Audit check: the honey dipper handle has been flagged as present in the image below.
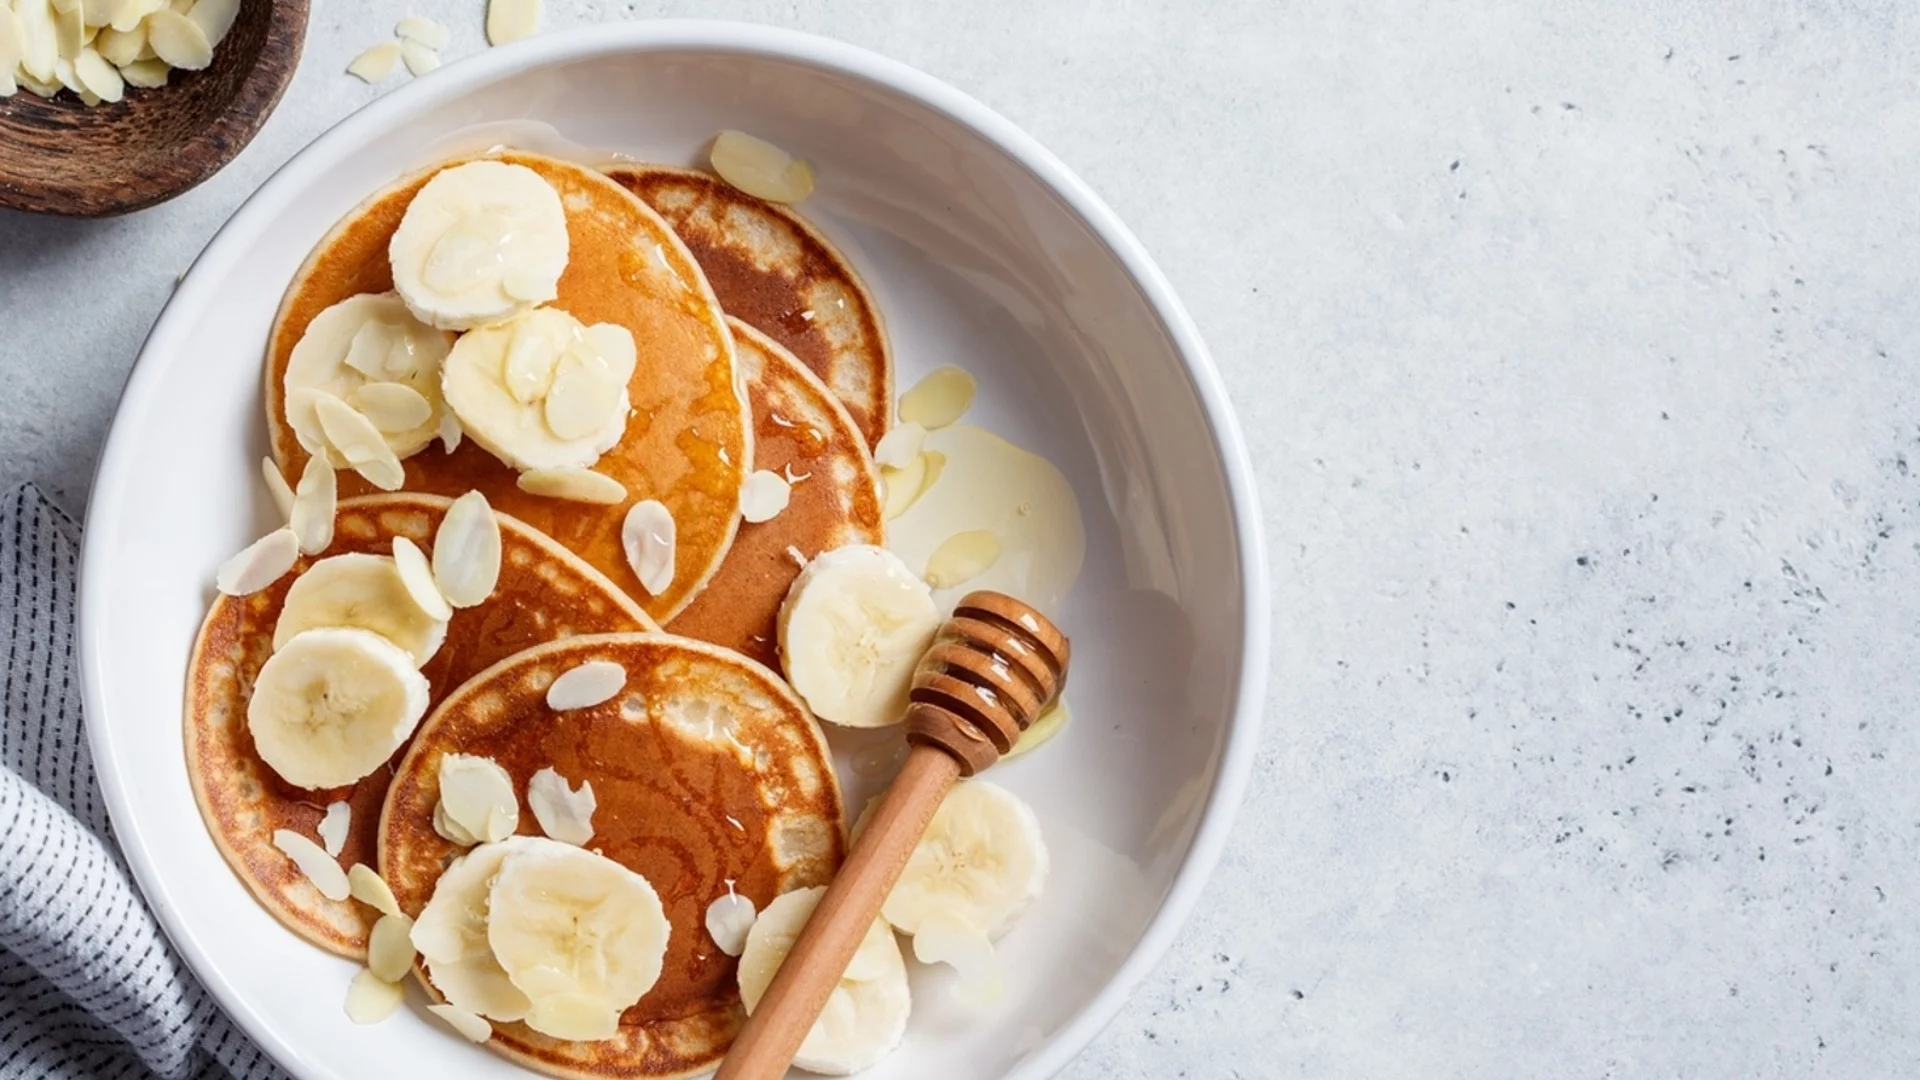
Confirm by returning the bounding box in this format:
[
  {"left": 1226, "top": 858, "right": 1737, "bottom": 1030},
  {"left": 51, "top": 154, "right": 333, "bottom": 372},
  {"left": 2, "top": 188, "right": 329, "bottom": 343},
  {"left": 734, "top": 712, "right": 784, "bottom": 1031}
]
[{"left": 717, "top": 746, "right": 962, "bottom": 1080}]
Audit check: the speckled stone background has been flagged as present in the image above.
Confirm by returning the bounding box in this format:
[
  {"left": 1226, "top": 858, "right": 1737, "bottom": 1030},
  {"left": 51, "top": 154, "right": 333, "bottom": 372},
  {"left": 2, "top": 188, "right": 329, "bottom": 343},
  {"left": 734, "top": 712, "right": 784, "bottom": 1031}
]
[{"left": 5, "top": 1, "right": 1917, "bottom": 1076}]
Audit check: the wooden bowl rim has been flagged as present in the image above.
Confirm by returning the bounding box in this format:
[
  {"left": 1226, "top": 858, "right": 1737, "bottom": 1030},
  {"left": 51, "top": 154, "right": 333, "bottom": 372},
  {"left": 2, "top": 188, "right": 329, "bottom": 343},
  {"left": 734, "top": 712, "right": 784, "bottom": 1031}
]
[{"left": 0, "top": 0, "right": 312, "bottom": 218}]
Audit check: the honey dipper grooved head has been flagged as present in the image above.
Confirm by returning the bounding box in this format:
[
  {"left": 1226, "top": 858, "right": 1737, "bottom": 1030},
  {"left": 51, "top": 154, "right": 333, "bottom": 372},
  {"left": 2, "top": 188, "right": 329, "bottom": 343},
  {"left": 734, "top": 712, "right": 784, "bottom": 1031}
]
[{"left": 904, "top": 592, "right": 1070, "bottom": 775}]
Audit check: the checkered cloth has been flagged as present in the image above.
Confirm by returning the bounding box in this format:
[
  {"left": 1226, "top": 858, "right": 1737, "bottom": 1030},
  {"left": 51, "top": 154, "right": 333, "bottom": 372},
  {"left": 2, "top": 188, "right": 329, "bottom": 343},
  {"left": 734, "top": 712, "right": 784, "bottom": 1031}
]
[{"left": 0, "top": 485, "right": 287, "bottom": 1080}]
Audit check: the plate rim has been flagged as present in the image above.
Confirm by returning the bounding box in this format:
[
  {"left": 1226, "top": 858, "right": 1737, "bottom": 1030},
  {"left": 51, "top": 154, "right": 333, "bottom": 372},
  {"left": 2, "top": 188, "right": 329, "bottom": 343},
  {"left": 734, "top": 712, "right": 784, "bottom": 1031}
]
[{"left": 78, "top": 19, "right": 1270, "bottom": 1079}]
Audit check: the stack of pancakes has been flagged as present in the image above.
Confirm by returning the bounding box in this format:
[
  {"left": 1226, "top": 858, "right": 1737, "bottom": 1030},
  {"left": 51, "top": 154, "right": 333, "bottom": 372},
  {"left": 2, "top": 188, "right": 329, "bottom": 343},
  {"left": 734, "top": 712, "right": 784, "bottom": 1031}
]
[{"left": 188, "top": 150, "right": 897, "bottom": 1078}]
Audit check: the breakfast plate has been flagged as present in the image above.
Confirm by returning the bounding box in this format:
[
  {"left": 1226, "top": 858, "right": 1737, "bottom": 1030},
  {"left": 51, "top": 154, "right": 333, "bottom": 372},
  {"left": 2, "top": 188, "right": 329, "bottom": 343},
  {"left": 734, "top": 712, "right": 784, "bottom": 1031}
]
[{"left": 79, "top": 21, "right": 1267, "bottom": 1080}]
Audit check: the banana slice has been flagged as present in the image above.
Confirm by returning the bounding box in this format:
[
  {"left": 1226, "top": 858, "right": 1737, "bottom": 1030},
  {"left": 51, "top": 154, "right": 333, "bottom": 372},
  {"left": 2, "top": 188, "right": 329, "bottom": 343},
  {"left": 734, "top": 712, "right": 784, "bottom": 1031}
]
[
  {"left": 738, "top": 886, "right": 910, "bottom": 1075},
  {"left": 283, "top": 292, "right": 451, "bottom": 466},
  {"left": 247, "top": 627, "right": 431, "bottom": 790},
  {"left": 411, "top": 838, "right": 536, "bottom": 1022},
  {"left": 441, "top": 307, "right": 637, "bottom": 472},
  {"left": 272, "top": 553, "right": 448, "bottom": 666},
  {"left": 881, "top": 780, "right": 1048, "bottom": 941},
  {"left": 777, "top": 544, "right": 939, "bottom": 728},
  {"left": 389, "top": 160, "right": 570, "bottom": 331},
  {"left": 486, "top": 837, "right": 671, "bottom": 1042}
]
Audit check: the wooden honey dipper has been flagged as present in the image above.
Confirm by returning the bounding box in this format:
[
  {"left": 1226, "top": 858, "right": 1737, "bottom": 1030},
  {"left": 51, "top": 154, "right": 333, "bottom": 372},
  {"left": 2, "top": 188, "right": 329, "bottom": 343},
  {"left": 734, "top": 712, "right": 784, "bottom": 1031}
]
[{"left": 716, "top": 590, "right": 1070, "bottom": 1080}]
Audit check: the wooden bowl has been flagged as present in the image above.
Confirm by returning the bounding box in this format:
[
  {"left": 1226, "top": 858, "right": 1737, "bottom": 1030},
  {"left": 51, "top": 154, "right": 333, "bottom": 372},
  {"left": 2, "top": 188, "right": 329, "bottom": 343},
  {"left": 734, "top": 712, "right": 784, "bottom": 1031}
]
[{"left": 0, "top": 0, "right": 310, "bottom": 217}]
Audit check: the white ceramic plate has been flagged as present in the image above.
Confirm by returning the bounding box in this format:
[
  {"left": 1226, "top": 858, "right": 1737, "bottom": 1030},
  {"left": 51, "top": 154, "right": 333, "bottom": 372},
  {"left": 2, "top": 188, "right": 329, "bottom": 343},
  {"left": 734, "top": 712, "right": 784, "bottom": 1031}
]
[{"left": 79, "top": 21, "right": 1267, "bottom": 1080}]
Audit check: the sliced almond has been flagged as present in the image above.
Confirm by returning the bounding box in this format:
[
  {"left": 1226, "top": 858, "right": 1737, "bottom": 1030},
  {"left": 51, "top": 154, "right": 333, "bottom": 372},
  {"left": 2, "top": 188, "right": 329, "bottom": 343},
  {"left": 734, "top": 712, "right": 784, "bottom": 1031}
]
[
  {"left": 117, "top": 57, "right": 167, "bottom": 87},
  {"left": 923, "top": 529, "right": 1000, "bottom": 590},
  {"left": 317, "top": 800, "right": 351, "bottom": 857},
  {"left": 704, "top": 890, "right": 755, "bottom": 957},
  {"left": 395, "top": 15, "right": 449, "bottom": 48},
  {"left": 215, "top": 528, "right": 299, "bottom": 596},
  {"left": 184, "top": 0, "right": 235, "bottom": 46},
  {"left": 0, "top": 12, "right": 22, "bottom": 96},
  {"left": 143, "top": 9, "right": 208, "bottom": 69},
  {"left": 272, "top": 829, "right": 348, "bottom": 900},
  {"left": 344, "top": 968, "right": 405, "bottom": 1025},
  {"left": 348, "top": 381, "right": 432, "bottom": 433},
  {"left": 710, "top": 129, "right": 815, "bottom": 204},
  {"left": 433, "top": 801, "right": 479, "bottom": 847},
  {"left": 399, "top": 38, "right": 438, "bottom": 75},
  {"left": 51, "top": 0, "right": 81, "bottom": 59},
  {"left": 526, "top": 766, "right": 595, "bottom": 845},
  {"left": 367, "top": 912, "right": 417, "bottom": 982},
  {"left": 739, "top": 470, "right": 791, "bottom": 524},
  {"left": 897, "top": 366, "right": 976, "bottom": 429},
  {"left": 540, "top": 359, "right": 620, "bottom": 440},
  {"left": 93, "top": 22, "right": 142, "bottom": 66},
  {"left": 438, "top": 753, "right": 518, "bottom": 843},
  {"left": 260, "top": 456, "right": 295, "bottom": 520},
  {"left": 314, "top": 396, "right": 406, "bottom": 491},
  {"left": 51, "top": 56, "right": 82, "bottom": 92},
  {"left": 485, "top": 0, "right": 539, "bottom": 45},
  {"left": 620, "top": 500, "right": 674, "bottom": 596},
  {"left": 289, "top": 454, "right": 336, "bottom": 556},
  {"left": 427, "top": 1003, "right": 492, "bottom": 1043},
  {"left": 346, "top": 41, "right": 399, "bottom": 83},
  {"left": 545, "top": 660, "right": 626, "bottom": 712},
  {"left": 431, "top": 491, "right": 501, "bottom": 607},
  {"left": 392, "top": 536, "right": 453, "bottom": 621},
  {"left": 72, "top": 43, "right": 120, "bottom": 99},
  {"left": 437, "top": 411, "right": 463, "bottom": 453},
  {"left": 516, "top": 467, "right": 627, "bottom": 505},
  {"left": 16, "top": 0, "right": 57, "bottom": 82},
  {"left": 348, "top": 863, "right": 402, "bottom": 917}
]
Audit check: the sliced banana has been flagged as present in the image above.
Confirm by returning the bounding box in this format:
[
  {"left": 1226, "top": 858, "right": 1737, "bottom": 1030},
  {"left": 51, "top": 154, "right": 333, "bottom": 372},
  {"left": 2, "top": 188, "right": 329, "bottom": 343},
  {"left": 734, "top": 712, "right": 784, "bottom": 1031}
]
[
  {"left": 486, "top": 837, "right": 670, "bottom": 1041},
  {"left": 283, "top": 292, "right": 451, "bottom": 465},
  {"left": 777, "top": 545, "right": 939, "bottom": 728},
  {"left": 882, "top": 780, "right": 1048, "bottom": 941},
  {"left": 247, "top": 628, "right": 431, "bottom": 790},
  {"left": 441, "top": 307, "right": 637, "bottom": 472},
  {"left": 272, "top": 553, "right": 448, "bottom": 666},
  {"left": 412, "top": 838, "right": 535, "bottom": 1022},
  {"left": 389, "top": 160, "right": 569, "bottom": 331},
  {"left": 738, "top": 886, "right": 910, "bottom": 1075}
]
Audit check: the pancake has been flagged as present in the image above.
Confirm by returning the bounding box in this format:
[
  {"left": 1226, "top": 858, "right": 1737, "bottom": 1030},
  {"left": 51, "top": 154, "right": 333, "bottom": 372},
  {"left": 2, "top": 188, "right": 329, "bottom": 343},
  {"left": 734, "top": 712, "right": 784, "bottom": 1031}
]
[
  {"left": 266, "top": 151, "right": 749, "bottom": 623},
  {"left": 185, "top": 494, "right": 655, "bottom": 958},
  {"left": 379, "top": 633, "right": 844, "bottom": 1080},
  {"left": 666, "top": 319, "right": 884, "bottom": 668},
  {"left": 607, "top": 165, "right": 893, "bottom": 449}
]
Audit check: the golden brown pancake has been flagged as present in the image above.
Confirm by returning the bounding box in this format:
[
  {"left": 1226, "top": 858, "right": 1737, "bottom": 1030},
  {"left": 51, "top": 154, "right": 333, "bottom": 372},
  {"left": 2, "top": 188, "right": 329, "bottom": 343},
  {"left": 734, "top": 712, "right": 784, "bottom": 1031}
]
[
  {"left": 667, "top": 318, "right": 884, "bottom": 668},
  {"left": 607, "top": 165, "right": 893, "bottom": 449},
  {"left": 185, "top": 494, "right": 654, "bottom": 958},
  {"left": 265, "top": 151, "right": 749, "bottom": 623},
  {"left": 379, "top": 633, "right": 844, "bottom": 1080}
]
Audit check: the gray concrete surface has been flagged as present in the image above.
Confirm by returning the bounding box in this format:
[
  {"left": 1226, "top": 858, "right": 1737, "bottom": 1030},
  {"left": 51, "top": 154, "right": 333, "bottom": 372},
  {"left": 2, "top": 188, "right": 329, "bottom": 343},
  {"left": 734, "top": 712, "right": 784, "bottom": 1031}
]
[{"left": 6, "top": 1, "right": 1919, "bottom": 1076}]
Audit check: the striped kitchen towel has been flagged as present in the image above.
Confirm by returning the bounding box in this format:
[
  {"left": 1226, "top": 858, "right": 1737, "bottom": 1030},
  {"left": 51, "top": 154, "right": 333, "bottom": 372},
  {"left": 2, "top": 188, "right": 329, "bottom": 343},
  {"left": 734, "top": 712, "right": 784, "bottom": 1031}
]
[{"left": 0, "top": 485, "right": 288, "bottom": 1080}]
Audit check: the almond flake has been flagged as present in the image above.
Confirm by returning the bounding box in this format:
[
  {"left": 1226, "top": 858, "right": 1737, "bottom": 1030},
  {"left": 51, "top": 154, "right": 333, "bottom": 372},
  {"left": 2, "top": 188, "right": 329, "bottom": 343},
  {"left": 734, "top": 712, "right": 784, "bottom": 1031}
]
[
  {"left": 545, "top": 660, "right": 626, "bottom": 712},
  {"left": 117, "top": 57, "right": 167, "bottom": 88},
  {"left": 709, "top": 130, "right": 816, "bottom": 204},
  {"left": 215, "top": 528, "right": 299, "bottom": 596},
  {"left": 94, "top": 23, "right": 143, "bottom": 66},
  {"left": 739, "top": 470, "right": 791, "bottom": 524},
  {"left": 872, "top": 421, "right": 925, "bottom": 468},
  {"left": 431, "top": 491, "right": 501, "bottom": 607},
  {"left": 348, "top": 381, "right": 432, "bottom": 433},
  {"left": 427, "top": 1003, "right": 492, "bottom": 1043},
  {"left": 314, "top": 395, "right": 406, "bottom": 490},
  {"left": 184, "top": 0, "right": 234, "bottom": 46},
  {"left": 367, "top": 912, "right": 417, "bottom": 982},
  {"left": 516, "top": 468, "right": 627, "bottom": 505},
  {"left": 399, "top": 38, "right": 437, "bottom": 75},
  {"left": 433, "top": 801, "right": 478, "bottom": 847},
  {"left": 620, "top": 500, "right": 675, "bottom": 596},
  {"left": 391, "top": 536, "right": 453, "bottom": 621},
  {"left": 526, "top": 767, "right": 595, "bottom": 845},
  {"left": 541, "top": 359, "right": 620, "bottom": 440},
  {"left": 272, "top": 829, "right": 348, "bottom": 900},
  {"left": 704, "top": 889, "right": 755, "bottom": 957},
  {"left": 395, "top": 15, "right": 448, "bottom": 48},
  {"left": 438, "top": 753, "right": 517, "bottom": 843},
  {"left": 143, "top": 9, "right": 207, "bottom": 69},
  {"left": 437, "top": 411, "right": 463, "bottom": 453},
  {"left": 784, "top": 544, "right": 808, "bottom": 569},
  {"left": 317, "top": 800, "right": 351, "bottom": 857},
  {"left": 348, "top": 863, "right": 402, "bottom": 917},
  {"left": 485, "top": 0, "right": 539, "bottom": 45},
  {"left": 52, "top": 0, "right": 80, "bottom": 59},
  {"left": 344, "top": 968, "right": 404, "bottom": 1024},
  {"left": 73, "top": 45, "right": 120, "bottom": 99},
  {"left": 260, "top": 457, "right": 294, "bottom": 520},
  {"left": 346, "top": 41, "right": 399, "bottom": 83},
  {"left": 289, "top": 454, "right": 336, "bottom": 555}
]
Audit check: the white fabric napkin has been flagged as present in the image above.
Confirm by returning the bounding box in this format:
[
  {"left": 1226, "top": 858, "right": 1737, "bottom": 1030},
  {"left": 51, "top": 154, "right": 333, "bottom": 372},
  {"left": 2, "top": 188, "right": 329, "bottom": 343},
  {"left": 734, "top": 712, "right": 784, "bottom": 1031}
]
[{"left": 0, "top": 485, "right": 288, "bottom": 1080}]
